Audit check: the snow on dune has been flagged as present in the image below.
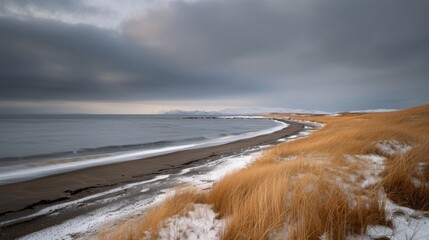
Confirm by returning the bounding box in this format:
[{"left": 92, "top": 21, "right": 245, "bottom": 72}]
[
  {"left": 345, "top": 141, "right": 429, "bottom": 240},
  {"left": 375, "top": 140, "right": 412, "bottom": 155},
  {"left": 145, "top": 138, "right": 426, "bottom": 240},
  {"left": 353, "top": 199, "right": 429, "bottom": 240},
  {"left": 145, "top": 204, "right": 224, "bottom": 240},
  {"left": 177, "top": 149, "right": 262, "bottom": 190}
]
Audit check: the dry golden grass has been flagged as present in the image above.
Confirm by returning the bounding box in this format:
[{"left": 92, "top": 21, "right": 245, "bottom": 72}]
[
  {"left": 381, "top": 139, "right": 429, "bottom": 210},
  {"left": 206, "top": 157, "right": 388, "bottom": 240},
  {"left": 101, "top": 104, "right": 429, "bottom": 240},
  {"left": 99, "top": 189, "right": 205, "bottom": 240},
  {"left": 268, "top": 105, "right": 429, "bottom": 210}
]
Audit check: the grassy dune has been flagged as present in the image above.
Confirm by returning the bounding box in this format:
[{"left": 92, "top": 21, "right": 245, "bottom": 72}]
[{"left": 102, "top": 104, "right": 429, "bottom": 240}]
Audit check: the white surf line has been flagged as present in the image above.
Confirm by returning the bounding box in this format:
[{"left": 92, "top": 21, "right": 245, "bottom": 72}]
[
  {"left": 193, "top": 120, "right": 288, "bottom": 148},
  {"left": 0, "top": 146, "right": 193, "bottom": 185},
  {"left": 0, "top": 174, "right": 170, "bottom": 227},
  {"left": 0, "top": 120, "right": 288, "bottom": 185},
  {"left": 277, "top": 119, "right": 320, "bottom": 143}
]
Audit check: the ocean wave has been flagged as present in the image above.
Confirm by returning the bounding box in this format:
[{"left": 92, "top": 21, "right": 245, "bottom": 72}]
[{"left": 0, "top": 136, "right": 211, "bottom": 161}]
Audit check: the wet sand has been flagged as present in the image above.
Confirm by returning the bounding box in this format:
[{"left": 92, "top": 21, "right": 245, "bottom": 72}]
[{"left": 0, "top": 120, "right": 304, "bottom": 238}]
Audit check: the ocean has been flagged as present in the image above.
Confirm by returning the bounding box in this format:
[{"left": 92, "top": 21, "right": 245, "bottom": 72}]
[{"left": 0, "top": 114, "right": 285, "bottom": 184}]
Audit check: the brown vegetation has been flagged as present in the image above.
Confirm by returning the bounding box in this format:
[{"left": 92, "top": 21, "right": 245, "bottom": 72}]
[
  {"left": 99, "top": 190, "right": 205, "bottom": 240},
  {"left": 101, "top": 104, "right": 429, "bottom": 240}
]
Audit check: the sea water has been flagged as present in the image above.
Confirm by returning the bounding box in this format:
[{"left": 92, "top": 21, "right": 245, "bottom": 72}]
[{"left": 0, "top": 114, "right": 285, "bottom": 184}]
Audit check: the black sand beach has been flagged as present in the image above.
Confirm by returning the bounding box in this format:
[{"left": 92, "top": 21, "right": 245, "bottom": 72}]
[{"left": 0, "top": 120, "right": 304, "bottom": 239}]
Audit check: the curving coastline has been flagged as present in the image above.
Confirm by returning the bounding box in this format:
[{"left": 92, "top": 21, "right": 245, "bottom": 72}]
[
  {"left": 0, "top": 118, "right": 287, "bottom": 185},
  {"left": 0, "top": 119, "right": 304, "bottom": 239}
]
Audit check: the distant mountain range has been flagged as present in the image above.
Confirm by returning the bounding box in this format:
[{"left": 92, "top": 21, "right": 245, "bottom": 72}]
[
  {"left": 162, "top": 107, "right": 400, "bottom": 115},
  {"left": 347, "top": 109, "right": 399, "bottom": 113},
  {"left": 161, "top": 107, "right": 331, "bottom": 115}
]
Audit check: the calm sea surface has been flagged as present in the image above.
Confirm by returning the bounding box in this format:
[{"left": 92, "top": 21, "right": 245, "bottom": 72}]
[
  {"left": 0, "top": 114, "right": 280, "bottom": 159},
  {"left": 0, "top": 114, "right": 284, "bottom": 184}
]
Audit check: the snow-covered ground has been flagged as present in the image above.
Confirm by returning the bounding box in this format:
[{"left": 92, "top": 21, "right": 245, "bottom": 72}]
[
  {"left": 145, "top": 204, "right": 225, "bottom": 240},
  {"left": 346, "top": 141, "right": 429, "bottom": 240},
  {"left": 363, "top": 199, "right": 429, "bottom": 240},
  {"left": 375, "top": 140, "right": 412, "bottom": 155}
]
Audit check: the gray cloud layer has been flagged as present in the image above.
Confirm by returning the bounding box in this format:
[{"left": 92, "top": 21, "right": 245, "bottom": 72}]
[
  {"left": 0, "top": 0, "right": 94, "bottom": 13},
  {"left": 0, "top": 16, "right": 261, "bottom": 101},
  {"left": 125, "top": 0, "right": 429, "bottom": 110},
  {"left": 1, "top": 0, "right": 428, "bottom": 112}
]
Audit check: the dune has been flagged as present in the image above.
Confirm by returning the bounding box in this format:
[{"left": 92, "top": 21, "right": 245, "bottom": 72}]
[{"left": 103, "top": 104, "right": 429, "bottom": 240}]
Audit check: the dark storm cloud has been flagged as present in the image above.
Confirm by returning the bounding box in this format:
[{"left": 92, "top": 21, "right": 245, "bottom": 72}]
[
  {"left": 126, "top": 0, "right": 429, "bottom": 67},
  {"left": 124, "top": 0, "right": 429, "bottom": 110},
  {"left": 0, "top": 16, "right": 261, "bottom": 101},
  {"left": 1, "top": 0, "right": 429, "bottom": 112}
]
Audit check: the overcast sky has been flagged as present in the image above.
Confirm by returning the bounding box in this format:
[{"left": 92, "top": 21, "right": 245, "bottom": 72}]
[{"left": 0, "top": 0, "right": 428, "bottom": 113}]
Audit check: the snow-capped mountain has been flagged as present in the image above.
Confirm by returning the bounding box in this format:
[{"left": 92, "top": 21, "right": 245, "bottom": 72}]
[{"left": 162, "top": 107, "right": 331, "bottom": 115}]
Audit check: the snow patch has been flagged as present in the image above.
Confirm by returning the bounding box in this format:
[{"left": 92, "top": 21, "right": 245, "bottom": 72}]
[
  {"left": 269, "top": 222, "right": 289, "bottom": 240},
  {"left": 178, "top": 151, "right": 261, "bottom": 190},
  {"left": 145, "top": 204, "right": 224, "bottom": 240},
  {"left": 351, "top": 154, "right": 386, "bottom": 188},
  {"left": 356, "top": 154, "right": 386, "bottom": 166},
  {"left": 350, "top": 197, "right": 429, "bottom": 240},
  {"left": 377, "top": 199, "right": 429, "bottom": 240},
  {"left": 375, "top": 140, "right": 412, "bottom": 156},
  {"left": 279, "top": 156, "right": 297, "bottom": 162},
  {"left": 410, "top": 177, "right": 429, "bottom": 188},
  {"left": 360, "top": 175, "right": 381, "bottom": 189},
  {"left": 1, "top": 174, "right": 170, "bottom": 227},
  {"left": 416, "top": 163, "right": 427, "bottom": 176}
]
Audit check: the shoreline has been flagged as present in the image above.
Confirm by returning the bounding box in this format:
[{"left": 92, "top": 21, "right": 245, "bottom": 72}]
[
  {"left": 0, "top": 119, "right": 287, "bottom": 185},
  {"left": 0, "top": 119, "right": 304, "bottom": 239}
]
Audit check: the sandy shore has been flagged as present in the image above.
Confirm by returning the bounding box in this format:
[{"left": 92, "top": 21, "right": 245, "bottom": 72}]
[{"left": 0, "top": 119, "right": 304, "bottom": 238}]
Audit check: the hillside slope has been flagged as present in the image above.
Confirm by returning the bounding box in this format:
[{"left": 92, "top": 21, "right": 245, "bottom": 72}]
[{"left": 103, "top": 104, "right": 429, "bottom": 240}]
